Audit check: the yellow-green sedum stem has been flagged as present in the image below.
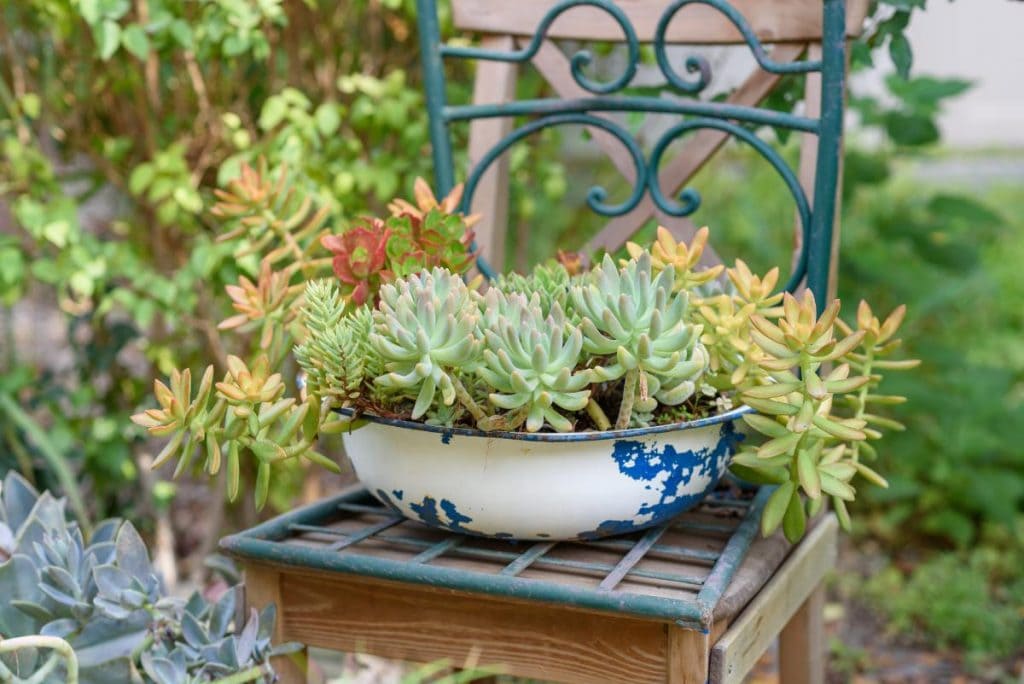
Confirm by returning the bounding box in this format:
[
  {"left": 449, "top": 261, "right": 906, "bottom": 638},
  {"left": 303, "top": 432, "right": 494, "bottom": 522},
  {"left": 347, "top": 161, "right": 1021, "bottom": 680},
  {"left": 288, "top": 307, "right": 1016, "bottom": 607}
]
[
  {"left": 615, "top": 369, "right": 639, "bottom": 430},
  {"left": 585, "top": 398, "right": 611, "bottom": 430},
  {"left": 451, "top": 374, "right": 487, "bottom": 424}
]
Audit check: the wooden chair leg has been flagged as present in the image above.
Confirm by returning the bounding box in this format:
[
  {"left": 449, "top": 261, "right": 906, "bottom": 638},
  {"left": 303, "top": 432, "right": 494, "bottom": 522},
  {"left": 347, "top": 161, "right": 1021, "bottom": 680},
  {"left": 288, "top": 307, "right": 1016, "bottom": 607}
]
[
  {"left": 667, "top": 626, "right": 710, "bottom": 684},
  {"left": 778, "top": 583, "right": 826, "bottom": 684},
  {"left": 245, "top": 564, "right": 309, "bottom": 684}
]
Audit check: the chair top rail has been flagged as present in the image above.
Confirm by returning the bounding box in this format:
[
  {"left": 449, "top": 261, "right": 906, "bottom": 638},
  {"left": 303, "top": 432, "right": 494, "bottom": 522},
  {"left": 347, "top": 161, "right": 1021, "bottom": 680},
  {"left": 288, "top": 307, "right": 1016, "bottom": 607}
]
[{"left": 452, "top": 0, "right": 869, "bottom": 44}]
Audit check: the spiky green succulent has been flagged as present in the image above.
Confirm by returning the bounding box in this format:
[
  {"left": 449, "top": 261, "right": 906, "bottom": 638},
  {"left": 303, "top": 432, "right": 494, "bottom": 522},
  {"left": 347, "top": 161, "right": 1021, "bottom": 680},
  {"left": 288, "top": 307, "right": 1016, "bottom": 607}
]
[
  {"left": 296, "top": 279, "right": 382, "bottom": 405},
  {"left": 569, "top": 253, "right": 708, "bottom": 428},
  {"left": 371, "top": 268, "right": 482, "bottom": 419},
  {"left": 477, "top": 290, "right": 591, "bottom": 432}
]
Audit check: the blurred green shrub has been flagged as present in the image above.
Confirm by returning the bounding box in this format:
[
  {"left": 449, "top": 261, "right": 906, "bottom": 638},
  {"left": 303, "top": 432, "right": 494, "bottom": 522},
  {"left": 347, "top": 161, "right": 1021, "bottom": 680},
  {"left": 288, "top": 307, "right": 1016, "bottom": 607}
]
[
  {"left": 0, "top": 0, "right": 563, "bottom": 522},
  {"left": 863, "top": 535, "right": 1024, "bottom": 663}
]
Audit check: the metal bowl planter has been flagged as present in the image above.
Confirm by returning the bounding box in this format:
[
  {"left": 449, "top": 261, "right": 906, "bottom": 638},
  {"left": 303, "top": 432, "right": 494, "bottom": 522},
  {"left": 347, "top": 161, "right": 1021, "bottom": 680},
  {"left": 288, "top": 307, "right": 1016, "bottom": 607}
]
[{"left": 338, "top": 406, "right": 751, "bottom": 541}]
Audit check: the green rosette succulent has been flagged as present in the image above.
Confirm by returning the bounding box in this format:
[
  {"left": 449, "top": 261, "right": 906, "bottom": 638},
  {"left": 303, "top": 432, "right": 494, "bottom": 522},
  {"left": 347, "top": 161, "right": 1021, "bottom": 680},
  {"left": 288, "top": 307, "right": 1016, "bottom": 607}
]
[
  {"left": 477, "top": 290, "right": 591, "bottom": 433},
  {"left": 493, "top": 260, "right": 572, "bottom": 317},
  {"left": 371, "top": 268, "right": 484, "bottom": 420},
  {"left": 569, "top": 253, "right": 708, "bottom": 428}
]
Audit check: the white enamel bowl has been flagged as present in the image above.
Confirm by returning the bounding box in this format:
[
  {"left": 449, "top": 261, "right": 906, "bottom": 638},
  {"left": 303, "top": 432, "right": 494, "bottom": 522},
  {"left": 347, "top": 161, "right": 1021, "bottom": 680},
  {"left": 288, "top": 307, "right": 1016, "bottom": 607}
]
[{"left": 340, "top": 407, "right": 749, "bottom": 541}]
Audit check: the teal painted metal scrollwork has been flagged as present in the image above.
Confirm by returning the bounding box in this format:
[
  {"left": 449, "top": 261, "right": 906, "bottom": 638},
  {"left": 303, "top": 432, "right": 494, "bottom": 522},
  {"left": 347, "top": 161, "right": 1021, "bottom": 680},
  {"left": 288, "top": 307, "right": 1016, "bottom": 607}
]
[{"left": 415, "top": 0, "right": 848, "bottom": 311}]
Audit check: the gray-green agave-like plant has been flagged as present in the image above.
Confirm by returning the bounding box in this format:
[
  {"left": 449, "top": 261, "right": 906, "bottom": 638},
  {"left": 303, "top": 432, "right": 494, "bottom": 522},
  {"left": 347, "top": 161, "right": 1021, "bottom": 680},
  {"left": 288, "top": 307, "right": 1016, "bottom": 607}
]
[
  {"left": 569, "top": 253, "right": 708, "bottom": 429},
  {"left": 0, "top": 472, "right": 284, "bottom": 684},
  {"left": 477, "top": 290, "right": 591, "bottom": 433},
  {"left": 371, "top": 267, "right": 485, "bottom": 421}
]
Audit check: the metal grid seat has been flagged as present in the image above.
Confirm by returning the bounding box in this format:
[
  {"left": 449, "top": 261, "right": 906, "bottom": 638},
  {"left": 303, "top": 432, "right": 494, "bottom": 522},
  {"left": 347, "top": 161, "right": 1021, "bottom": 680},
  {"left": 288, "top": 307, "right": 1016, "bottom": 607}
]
[{"left": 222, "top": 485, "right": 770, "bottom": 630}]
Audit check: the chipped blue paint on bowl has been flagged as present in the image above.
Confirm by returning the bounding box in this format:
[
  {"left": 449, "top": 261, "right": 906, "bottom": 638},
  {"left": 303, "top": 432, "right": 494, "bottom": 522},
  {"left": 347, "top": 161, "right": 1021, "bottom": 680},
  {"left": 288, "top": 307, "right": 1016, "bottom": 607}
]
[{"left": 339, "top": 406, "right": 751, "bottom": 541}]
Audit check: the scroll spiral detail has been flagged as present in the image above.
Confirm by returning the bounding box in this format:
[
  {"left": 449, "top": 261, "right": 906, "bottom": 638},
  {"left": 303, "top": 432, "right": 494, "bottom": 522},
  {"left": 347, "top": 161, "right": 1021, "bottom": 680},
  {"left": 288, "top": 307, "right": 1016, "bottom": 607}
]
[{"left": 440, "top": 0, "right": 640, "bottom": 95}]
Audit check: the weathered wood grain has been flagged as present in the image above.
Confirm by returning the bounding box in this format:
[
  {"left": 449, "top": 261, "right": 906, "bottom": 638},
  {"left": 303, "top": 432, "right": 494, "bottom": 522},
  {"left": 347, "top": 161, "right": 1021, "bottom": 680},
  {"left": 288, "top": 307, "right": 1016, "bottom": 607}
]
[
  {"left": 245, "top": 564, "right": 310, "bottom": 684},
  {"left": 779, "top": 583, "right": 826, "bottom": 684},
  {"left": 708, "top": 515, "right": 838, "bottom": 683},
  {"left": 274, "top": 567, "right": 672, "bottom": 683}
]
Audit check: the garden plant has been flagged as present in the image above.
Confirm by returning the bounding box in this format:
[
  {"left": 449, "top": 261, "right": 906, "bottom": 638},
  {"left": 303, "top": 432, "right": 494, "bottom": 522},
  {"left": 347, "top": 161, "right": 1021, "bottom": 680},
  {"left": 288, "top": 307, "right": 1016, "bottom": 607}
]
[{"left": 0, "top": 471, "right": 289, "bottom": 683}]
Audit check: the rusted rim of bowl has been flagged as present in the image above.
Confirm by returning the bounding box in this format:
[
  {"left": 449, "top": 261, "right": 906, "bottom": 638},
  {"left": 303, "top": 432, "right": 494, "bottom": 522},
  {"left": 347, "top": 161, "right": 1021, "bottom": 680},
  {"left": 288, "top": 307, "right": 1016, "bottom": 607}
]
[{"left": 334, "top": 404, "right": 752, "bottom": 443}]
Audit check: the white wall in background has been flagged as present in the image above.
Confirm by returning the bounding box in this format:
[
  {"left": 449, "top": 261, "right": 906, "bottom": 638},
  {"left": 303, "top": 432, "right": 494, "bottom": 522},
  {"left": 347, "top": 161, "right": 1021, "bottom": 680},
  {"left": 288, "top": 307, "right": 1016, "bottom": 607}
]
[{"left": 854, "top": 0, "right": 1024, "bottom": 149}]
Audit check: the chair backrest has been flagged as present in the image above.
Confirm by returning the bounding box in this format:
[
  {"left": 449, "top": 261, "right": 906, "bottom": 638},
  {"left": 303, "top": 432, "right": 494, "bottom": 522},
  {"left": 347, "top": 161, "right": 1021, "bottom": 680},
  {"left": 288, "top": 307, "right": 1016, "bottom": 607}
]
[{"left": 415, "top": 0, "right": 868, "bottom": 311}]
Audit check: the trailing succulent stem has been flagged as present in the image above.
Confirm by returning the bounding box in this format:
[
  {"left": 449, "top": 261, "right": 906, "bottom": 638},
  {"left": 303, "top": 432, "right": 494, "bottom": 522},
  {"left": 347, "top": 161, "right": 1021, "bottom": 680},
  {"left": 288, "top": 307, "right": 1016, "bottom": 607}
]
[{"left": 730, "top": 291, "right": 917, "bottom": 541}]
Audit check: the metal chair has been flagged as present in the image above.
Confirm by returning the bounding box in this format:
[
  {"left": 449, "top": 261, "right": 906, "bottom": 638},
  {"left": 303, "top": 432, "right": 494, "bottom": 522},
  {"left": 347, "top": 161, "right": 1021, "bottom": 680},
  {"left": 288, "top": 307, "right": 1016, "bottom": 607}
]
[{"left": 419, "top": 0, "right": 867, "bottom": 309}]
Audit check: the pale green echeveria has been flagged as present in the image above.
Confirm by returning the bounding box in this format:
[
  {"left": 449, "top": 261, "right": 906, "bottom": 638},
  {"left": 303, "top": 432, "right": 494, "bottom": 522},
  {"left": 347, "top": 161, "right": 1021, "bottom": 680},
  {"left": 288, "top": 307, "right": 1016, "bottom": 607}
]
[
  {"left": 570, "top": 252, "right": 708, "bottom": 405},
  {"left": 371, "top": 267, "right": 481, "bottom": 419},
  {"left": 492, "top": 260, "right": 572, "bottom": 317},
  {"left": 478, "top": 289, "right": 591, "bottom": 432}
]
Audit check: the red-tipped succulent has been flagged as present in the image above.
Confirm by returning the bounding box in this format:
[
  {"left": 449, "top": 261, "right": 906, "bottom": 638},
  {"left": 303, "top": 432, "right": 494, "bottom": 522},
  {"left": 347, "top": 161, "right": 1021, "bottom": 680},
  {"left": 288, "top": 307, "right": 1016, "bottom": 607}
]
[{"left": 321, "top": 220, "right": 390, "bottom": 305}]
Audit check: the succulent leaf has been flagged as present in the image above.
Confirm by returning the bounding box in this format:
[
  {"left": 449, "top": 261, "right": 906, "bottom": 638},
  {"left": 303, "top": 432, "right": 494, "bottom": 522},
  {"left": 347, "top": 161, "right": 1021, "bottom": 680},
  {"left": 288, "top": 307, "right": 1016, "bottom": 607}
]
[
  {"left": 371, "top": 268, "right": 481, "bottom": 419},
  {"left": 569, "top": 253, "right": 708, "bottom": 426},
  {"left": 477, "top": 291, "right": 591, "bottom": 433}
]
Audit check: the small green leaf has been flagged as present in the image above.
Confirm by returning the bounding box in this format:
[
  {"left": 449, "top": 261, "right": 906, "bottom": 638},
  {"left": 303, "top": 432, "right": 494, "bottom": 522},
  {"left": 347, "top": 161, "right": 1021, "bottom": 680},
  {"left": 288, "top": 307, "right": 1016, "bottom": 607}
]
[
  {"left": 95, "top": 20, "right": 121, "bottom": 60},
  {"left": 742, "top": 397, "right": 799, "bottom": 416},
  {"left": 259, "top": 97, "right": 287, "bottom": 131},
  {"left": 169, "top": 19, "right": 193, "bottom": 49},
  {"left": 255, "top": 462, "right": 270, "bottom": 510},
  {"left": 854, "top": 461, "right": 889, "bottom": 488},
  {"left": 121, "top": 24, "right": 149, "bottom": 60},
  {"left": 884, "top": 111, "right": 939, "bottom": 147},
  {"left": 251, "top": 439, "right": 287, "bottom": 463},
  {"left": 806, "top": 495, "right": 823, "bottom": 518},
  {"left": 729, "top": 463, "right": 789, "bottom": 486},
  {"left": 820, "top": 472, "right": 856, "bottom": 501},
  {"left": 762, "top": 482, "right": 795, "bottom": 537},
  {"left": 79, "top": 0, "right": 102, "bottom": 24},
  {"left": 782, "top": 489, "right": 806, "bottom": 543},
  {"left": 741, "top": 413, "right": 789, "bottom": 438},
  {"left": 833, "top": 497, "right": 851, "bottom": 531},
  {"left": 129, "top": 164, "right": 155, "bottom": 195},
  {"left": 811, "top": 414, "right": 866, "bottom": 441},
  {"left": 173, "top": 186, "right": 203, "bottom": 213},
  {"left": 797, "top": 448, "right": 821, "bottom": 499},
  {"left": 227, "top": 442, "right": 240, "bottom": 501},
  {"left": 757, "top": 432, "right": 801, "bottom": 460},
  {"left": 18, "top": 94, "right": 41, "bottom": 119},
  {"left": 889, "top": 33, "right": 912, "bottom": 79},
  {"left": 314, "top": 103, "right": 341, "bottom": 136},
  {"left": 302, "top": 450, "right": 341, "bottom": 473}
]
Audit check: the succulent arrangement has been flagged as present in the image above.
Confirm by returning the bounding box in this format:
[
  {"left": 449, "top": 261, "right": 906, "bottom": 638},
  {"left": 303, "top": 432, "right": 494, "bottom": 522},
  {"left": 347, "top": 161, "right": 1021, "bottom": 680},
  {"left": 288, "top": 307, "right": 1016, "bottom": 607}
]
[
  {"left": 0, "top": 472, "right": 288, "bottom": 684},
  {"left": 134, "top": 168, "right": 917, "bottom": 541}
]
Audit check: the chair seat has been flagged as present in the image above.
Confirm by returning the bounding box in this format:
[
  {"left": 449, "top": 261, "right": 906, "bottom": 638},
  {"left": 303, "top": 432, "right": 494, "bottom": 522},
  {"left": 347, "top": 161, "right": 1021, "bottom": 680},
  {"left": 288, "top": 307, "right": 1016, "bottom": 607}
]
[
  {"left": 225, "top": 485, "right": 837, "bottom": 683},
  {"left": 222, "top": 483, "right": 774, "bottom": 631}
]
